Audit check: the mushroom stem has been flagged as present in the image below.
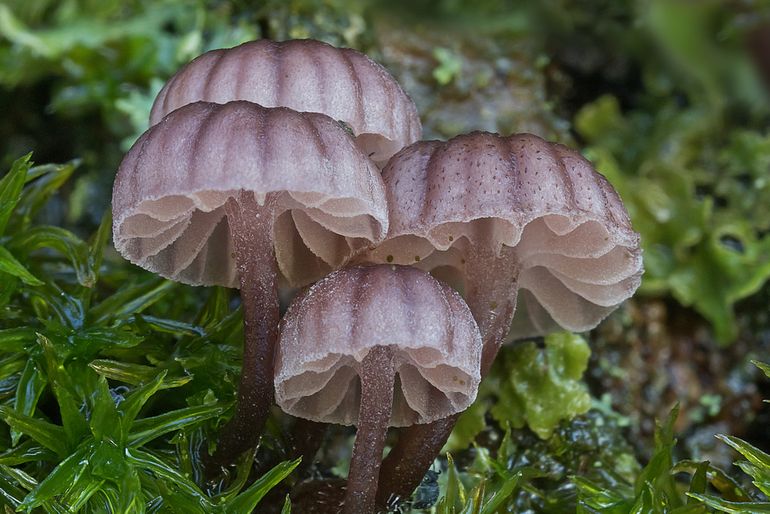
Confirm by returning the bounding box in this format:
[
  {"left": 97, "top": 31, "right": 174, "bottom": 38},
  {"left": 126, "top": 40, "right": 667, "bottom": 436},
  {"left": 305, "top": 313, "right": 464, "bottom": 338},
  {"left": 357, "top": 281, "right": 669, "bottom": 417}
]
[
  {"left": 375, "top": 248, "right": 518, "bottom": 506},
  {"left": 289, "top": 418, "right": 328, "bottom": 474},
  {"left": 344, "top": 346, "right": 395, "bottom": 514},
  {"left": 214, "top": 191, "right": 279, "bottom": 464},
  {"left": 463, "top": 247, "right": 519, "bottom": 373}
]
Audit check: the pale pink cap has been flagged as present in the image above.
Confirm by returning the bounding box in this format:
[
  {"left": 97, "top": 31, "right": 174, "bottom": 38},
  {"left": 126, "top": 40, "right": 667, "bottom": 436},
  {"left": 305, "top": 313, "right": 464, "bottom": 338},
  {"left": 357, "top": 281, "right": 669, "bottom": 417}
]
[
  {"left": 275, "top": 265, "right": 482, "bottom": 427},
  {"left": 365, "top": 132, "right": 643, "bottom": 339},
  {"left": 150, "top": 39, "right": 422, "bottom": 165},
  {"left": 113, "top": 101, "right": 388, "bottom": 288}
]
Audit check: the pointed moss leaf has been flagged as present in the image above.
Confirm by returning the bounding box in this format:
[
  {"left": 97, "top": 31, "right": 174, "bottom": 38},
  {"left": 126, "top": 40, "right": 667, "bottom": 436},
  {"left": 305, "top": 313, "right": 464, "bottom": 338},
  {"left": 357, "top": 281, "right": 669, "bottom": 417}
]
[
  {"left": 90, "top": 278, "right": 174, "bottom": 324},
  {"left": 119, "top": 371, "right": 167, "bottom": 432},
  {"left": 196, "top": 287, "right": 232, "bottom": 330},
  {"left": 71, "top": 326, "right": 144, "bottom": 357},
  {"left": 0, "top": 464, "right": 28, "bottom": 508},
  {"left": 629, "top": 482, "right": 656, "bottom": 514},
  {"left": 125, "top": 447, "right": 210, "bottom": 502},
  {"left": 717, "top": 434, "right": 770, "bottom": 496},
  {"left": 11, "top": 360, "right": 47, "bottom": 445},
  {"left": 735, "top": 461, "right": 770, "bottom": 497},
  {"left": 29, "top": 286, "right": 86, "bottom": 329},
  {"left": 87, "top": 211, "right": 112, "bottom": 286},
  {"left": 223, "top": 458, "right": 300, "bottom": 514},
  {"left": 634, "top": 406, "right": 678, "bottom": 498},
  {"left": 89, "top": 360, "right": 156, "bottom": 384},
  {"left": 459, "top": 482, "right": 484, "bottom": 514},
  {"left": 0, "top": 247, "right": 42, "bottom": 286},
  {"left": 116, "top": 469, "right": 143, "bottom": 514},
  {"left": 91, "top": 440, "right": 128, "bottom": 482},
  {"left": 0, "top": 154, "right": 31, "bottom": 236},
  {"left": 2, "top": 465, "right": 40, "bottom": 495},
  {"left": 10, "top": 226, "right": 94, "bottom": 287},
  {"left": 673, "top": 460, "right": 751, "bottom": 502},
  {"left": 0, "top": 466, "right": 70, "bottom": 514},
  {"left": 64, "top": 475, "right": 105, "bottom": 513},
  {"left": 480, "top": 470, "right": 523, "bottom": 514},
  {"left": 0, "top": 441, "right": 55, "bottom": 466},
  {"left": 0, "top": 272, "right": 18, "bottom": 308},
  {"left": 574, "top": 475, "right": 630, "bottom": 510},
  {"left": 688, "top": 494, "right": 770, "bottom": 513},
  {"left": 15, "top": 160, "right": 77, "bottom": 229},
  {"left": 752, "top": 361, "right": 770, "bottom": 380},
  {"left": 0, "top": 405, "right": 67, "bottom": 457},
  {"left": 52, "top": 380, "right": 89, "bottom": 449},
  {"left": 716, "top": 435, "right": 770, "bottom": 473},
  {"left": 18, "top": 443, "right": 92, "bottom": 510},
  {"left": 437, "top": 453, "right": 466, "bottom": 514},
  {"left": 0, "top": 327, "right": 35, "bottom": 353},
  {"left": 212, "top": 449, "right": 258, "bottom": 504},
  {"left": 89, "top": 377, "right": 120, "bottom": 441},
  {"left": 134, "top": 314, "right": 205, "bottom": 337},
  {"left": 0, "top": 354, "right": 25, "bottom": 382},
  {"left": 490, "top": 333, "right": 591, "bottom": 438},
  {"left": 687, "top": 461, "right": 709, "bottom": 502},
  {"left": 128, "top": 404, "right": 224, "bottom": 448},
  {"left": 281, "top": 495, "right": 292, "bottom": 514},
  {"left": 88, "top": 359, "right": 190, "bottom": 389}
]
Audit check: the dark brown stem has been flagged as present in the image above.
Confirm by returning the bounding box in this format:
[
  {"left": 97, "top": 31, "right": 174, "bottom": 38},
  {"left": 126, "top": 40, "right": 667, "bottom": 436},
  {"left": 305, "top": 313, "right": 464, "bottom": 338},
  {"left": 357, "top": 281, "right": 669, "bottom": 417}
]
[
  {"left": 464, "top": 247, "right": 519, "bottom": 373},
  {"left": 375, "top": 248, "right": 518, "bottom": 507},
  {"left": 374, "top": 414, "right": 459, "bottom": 508},
  {"left": 212, "top": 191, "right": 279, "bottom": 465},
  {"left": 289, "top": 417, "right": 328, "bottom": 474},
  {"left": 343, "top": 346, "right": 395, "bottom": 514}
]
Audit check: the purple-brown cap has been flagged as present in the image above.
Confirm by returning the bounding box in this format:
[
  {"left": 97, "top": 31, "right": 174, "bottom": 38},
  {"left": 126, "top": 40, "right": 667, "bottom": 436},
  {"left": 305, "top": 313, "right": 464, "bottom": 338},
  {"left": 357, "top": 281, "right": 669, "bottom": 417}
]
[
  {"left": 113, "top": 101, "right": 388, "bottom": 288},
  {"left": 365, "top": 132, "right": 642, "bottom": 340},
  {"left": 150, "top": 39, "right": 422, "bottom": 166},
  {"left": 274, "top": 265, "right": 482, "bottom": 427}
]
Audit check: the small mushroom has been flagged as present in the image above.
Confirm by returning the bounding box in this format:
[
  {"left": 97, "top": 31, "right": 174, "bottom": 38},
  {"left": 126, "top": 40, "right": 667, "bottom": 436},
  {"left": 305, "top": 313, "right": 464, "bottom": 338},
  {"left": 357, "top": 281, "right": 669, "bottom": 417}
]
[
  {"left": 150, "top": 39, "right": 422, "bottom": 166},
  {"left": 275, "top": 264, "right": 482, "bottom": 514},
  {"left": 112, "top": 101, "right": 388, "bottom": 462},
  {"left": 364, "top": 131, "right": 642, "bottom": 504}
]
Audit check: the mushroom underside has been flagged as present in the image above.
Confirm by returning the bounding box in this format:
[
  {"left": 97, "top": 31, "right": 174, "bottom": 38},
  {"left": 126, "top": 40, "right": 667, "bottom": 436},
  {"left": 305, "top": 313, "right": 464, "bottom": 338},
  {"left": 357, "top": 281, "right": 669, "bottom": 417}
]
[
  {"left": 367, "top": 214, "right": 642, "bottom": 337},
  {"left": 114, "top": 190, "right": 383, "bottom": 287},
  {"left": 276, "top": 349, "right": 477, "bottom": 427},
  {"left": 354, "top": 133, "right": 403, "bottom": 168}
]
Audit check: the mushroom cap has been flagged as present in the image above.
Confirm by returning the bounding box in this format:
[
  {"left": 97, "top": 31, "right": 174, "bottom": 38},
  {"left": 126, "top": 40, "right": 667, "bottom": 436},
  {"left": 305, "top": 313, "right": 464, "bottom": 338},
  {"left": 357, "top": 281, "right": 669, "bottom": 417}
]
[
  {"left": 150, "top": 39, "right": 422, "bottom": 165},
  {"left": 113, "top": 101, "right": 388, "bottom": 288},
  {"left": 275, "top": 265, "right": 482, "bottom": 427},
  {"left": 365, "top": 132, "right": 642, "bottom": 339}
]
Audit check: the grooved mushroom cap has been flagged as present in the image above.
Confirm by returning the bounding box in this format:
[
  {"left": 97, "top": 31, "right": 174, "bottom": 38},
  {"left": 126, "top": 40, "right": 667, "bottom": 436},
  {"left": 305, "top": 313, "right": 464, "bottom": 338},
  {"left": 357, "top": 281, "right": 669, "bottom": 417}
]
[
  {"left": 150, "top": 39, "right": 422, "bottom": 165},
  {"left": 365, "top": 132, "right": 643, "bottom": 338},
  {"left": 112, "top": 101, "right": 389, "bottom": 288},
  {"left": 275, "top": 265, "right": 482, "bottom": 427}
]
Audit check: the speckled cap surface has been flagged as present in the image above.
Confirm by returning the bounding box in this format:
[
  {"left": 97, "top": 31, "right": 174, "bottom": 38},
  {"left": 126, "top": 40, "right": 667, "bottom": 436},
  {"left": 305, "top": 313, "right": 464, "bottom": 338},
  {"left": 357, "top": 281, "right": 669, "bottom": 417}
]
[
  {"left": 365, "top": 132, "right": 643, "bottom": 338},
  {"left": 113, "top": 101, "right": 388, "bottom": 288},
  {"left": 150, "top": 39, "right": 422, "bottom": 165},
  {"left": 275, "top": 265, "right": 482, "bottom": 427}
]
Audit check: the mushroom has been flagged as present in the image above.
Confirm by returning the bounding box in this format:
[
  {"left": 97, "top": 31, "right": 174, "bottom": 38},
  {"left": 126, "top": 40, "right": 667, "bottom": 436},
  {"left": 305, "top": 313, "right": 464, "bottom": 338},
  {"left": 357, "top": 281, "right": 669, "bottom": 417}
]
[
  {"left": 112, "top": 100, "right": 388, "bottom": 462},
  {"left": 275, "top": 264, "right": 482, "bottom": 514},
  {"left": 150, "top": 39, "right": 422, "bottom": 166},
  {"left": 362, "top": 132, "right": 642, "bottom": 504}
]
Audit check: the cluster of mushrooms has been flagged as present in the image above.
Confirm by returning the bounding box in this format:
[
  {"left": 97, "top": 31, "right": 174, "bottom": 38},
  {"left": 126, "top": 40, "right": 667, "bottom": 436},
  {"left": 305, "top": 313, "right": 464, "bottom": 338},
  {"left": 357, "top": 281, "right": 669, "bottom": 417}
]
[{"left": 112, "top": 39, "right": 643, "bottom": 513}]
